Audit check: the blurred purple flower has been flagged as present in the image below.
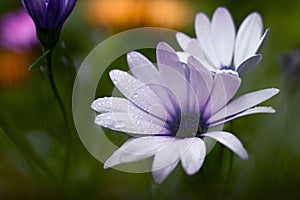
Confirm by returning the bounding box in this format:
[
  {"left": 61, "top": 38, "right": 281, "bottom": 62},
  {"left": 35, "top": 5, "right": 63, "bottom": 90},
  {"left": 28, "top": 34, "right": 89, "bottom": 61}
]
[
  {"left": 0, "top": 9, "right": 38, "bottom": 52},
  {"left": 21, "top": 0, "right": 77, "bottom": 50},
  {"left": 279, "top": 50, "right": 300, "bottom": 92},
  {"left": 91, "top": 42, "right": 279, "bottom": 183},
  {"left": 280, "top": 50, "right": 300, "bottom": 81}
]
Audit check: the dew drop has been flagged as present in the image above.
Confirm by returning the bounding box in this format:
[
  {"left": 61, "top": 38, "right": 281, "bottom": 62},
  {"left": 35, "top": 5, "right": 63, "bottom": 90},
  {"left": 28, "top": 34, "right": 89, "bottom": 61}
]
[
  {"left": 115, "top": 121, "right": 126, "bottom": 128},
  {"left": 112, "top": 79, "right": 118, "bottom": 84}
]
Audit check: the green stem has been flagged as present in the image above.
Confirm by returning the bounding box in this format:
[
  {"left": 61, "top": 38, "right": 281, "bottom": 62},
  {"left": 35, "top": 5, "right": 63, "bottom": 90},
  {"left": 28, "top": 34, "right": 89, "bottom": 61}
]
[{"left": 45, "top": 49, "right": 72, "bottom": 183}]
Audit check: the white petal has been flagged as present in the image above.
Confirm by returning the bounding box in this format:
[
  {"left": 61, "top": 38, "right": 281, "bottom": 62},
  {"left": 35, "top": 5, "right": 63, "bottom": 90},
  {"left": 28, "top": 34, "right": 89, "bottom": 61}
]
[
  {"left": 176, "top": 51, "right": 191, "bottom": 63},
  {"left": 109, "top": 70, "right": 167, "bottom": 118},
  {"left": 176, "top": 32, "right": 192, "bottom": 51},
  {"left": 104, "top": 136, "right": 173, "bottom": 169},
  {"left": 204, "top": 73, "right": 241, "bottom": 119},
  {"left": 187, "top": 53, "right": 215, "bottom": 74},
  {"left": 186, "top": 39, "right": 217, "bottom": 72},
  {"left": 211, "top": 7, "right": 235, "bottom": 66},
  {"left": 127, "top": 51, "right": 161, "bottom": 84},
  {"left": 254, "top": 28, "right": 270, "bottom": 54},
  {"left": 152, "top": 159, "right": 179, "bottom": 184},
  {"left": 211, "top": 106, "right": 276, "bottom": 127},
  {"left": 236, "top": 54, "right": 262, "bottom": 76},
  {"left": 95, "top": 112, "right": 168, "bottom": 135},
  {"left": 201, "top": 131, "right": 248, "bottom": 159},
  {"left": 210, "top": 88, "right": 279, "bottom": 123},
  {"left": 152, "top": 138, "right": 181, "bottom": 183},
  {"left": 180, "top": 138, "right": 206, "bottom": 175},
  {"left": 195, "top": 12, "right": 220, "bottom": 67},
  {"left": 234, "top": 12, "right": 263, "bottom": 66},
  {"left": 91, "top": 97, "right": 134, "bottom": 113},
  {"left": 91, "top": 97, "right": 167, "bottom": 128}
]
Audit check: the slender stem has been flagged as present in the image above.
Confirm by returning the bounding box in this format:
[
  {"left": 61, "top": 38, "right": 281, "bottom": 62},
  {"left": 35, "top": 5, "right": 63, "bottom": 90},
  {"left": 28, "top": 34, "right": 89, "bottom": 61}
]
[
  {"left": 46, "top": 50, "right": 68, "bottom": 121},
  {"left": 45, "top": 49, "right": 72, "bottom": 182}
]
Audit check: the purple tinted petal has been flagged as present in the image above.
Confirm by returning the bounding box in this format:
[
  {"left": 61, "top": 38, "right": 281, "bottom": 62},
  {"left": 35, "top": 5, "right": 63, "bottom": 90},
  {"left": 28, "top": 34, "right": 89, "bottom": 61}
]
[
  {"left": 126, "top": 51, "right": 179, "bottom": 119},
  {"left": 236, "top": 54, "right": 262, "bottom": 77},
  {"left": 204, "top": 73, "right": 241, "bottom": 120},
  {"left": 210, "top": 88, "right": 279, "bottom": 123},
  {"left": 22, "top": 0, "right": 47, "bottom": 29},
  {"left": 109, "top": 70, "right": 168, "bottom": 120},
  {"left": 210, "top": 106, "right": 276, "bottom": 127},
  {"left": 47, "top": 0, "right": 64, "bottom": 29},
  {"left": 127, "top": 51, "right": 160, "bottom": 84},
  {"left": 144, "top": 83, "right": 180, "bottom": 121},
  {"left": 156, "top": 43, "right": 192, "bottom": 112},
  {"left": 55, "top": 0, "right": 77, "bottom": 29},
  {"left": 157, "top": 42, "right": 186, "bottom": 77},
  {"left": 157, "top": 63, "right": 195, "bottom": 114},
  {"left": 201, "top": 131, "right": 248, "bottom": 159},
  {"left": 188, "top": 57, "right": 214, "bottom": 110}
]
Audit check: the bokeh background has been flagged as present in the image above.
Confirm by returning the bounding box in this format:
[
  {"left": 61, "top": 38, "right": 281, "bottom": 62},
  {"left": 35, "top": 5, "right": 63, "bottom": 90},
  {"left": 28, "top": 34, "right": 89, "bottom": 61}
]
[{"left": 0, "top": 0, "right": 300, "bottom": 199}]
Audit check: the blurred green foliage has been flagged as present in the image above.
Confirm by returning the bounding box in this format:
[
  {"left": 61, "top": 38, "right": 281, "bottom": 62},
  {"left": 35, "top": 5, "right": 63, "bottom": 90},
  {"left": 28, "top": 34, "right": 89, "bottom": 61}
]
[{"left": 0, "top": 0, "right": 300, "bottom": 199}]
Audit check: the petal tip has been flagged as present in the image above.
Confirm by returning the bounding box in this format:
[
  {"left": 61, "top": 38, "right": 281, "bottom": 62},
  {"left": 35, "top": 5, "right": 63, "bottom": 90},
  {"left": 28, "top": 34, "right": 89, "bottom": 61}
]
[
  {"left": 90, "top": 100, "right": 97, "bottom": 111},
  {"left": 272, "top": 88, "right": 280, "bottom": 94},
  {"left": 241, "top": 151, "right": 249, "bottom": 160}
]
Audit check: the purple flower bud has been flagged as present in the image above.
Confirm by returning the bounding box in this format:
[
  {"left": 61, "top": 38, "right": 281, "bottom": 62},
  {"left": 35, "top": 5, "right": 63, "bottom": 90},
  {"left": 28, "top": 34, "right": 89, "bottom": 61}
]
[{"left": 21, "top": 0, "right": 77, "bottom": 50}]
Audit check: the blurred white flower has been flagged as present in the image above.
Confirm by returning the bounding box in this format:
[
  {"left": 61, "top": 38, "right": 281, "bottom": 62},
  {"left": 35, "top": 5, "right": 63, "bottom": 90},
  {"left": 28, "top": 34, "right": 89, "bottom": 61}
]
[{"left": 176, "top": 7, "right": 269, "bottom": 77}]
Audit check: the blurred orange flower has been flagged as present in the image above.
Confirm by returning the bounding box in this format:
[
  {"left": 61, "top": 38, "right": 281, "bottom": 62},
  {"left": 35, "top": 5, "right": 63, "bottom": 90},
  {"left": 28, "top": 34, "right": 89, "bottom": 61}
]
[
  {"left": 0, "top": 50, "right": 31, "bottom": 87},
  {"left": 83, "top": 0, "right": 194, "bottom": 31}
]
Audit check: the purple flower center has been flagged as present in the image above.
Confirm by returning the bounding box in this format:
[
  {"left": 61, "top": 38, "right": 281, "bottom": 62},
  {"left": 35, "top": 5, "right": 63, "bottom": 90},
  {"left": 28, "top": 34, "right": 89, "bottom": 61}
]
[
  {"left": 166, "top": 113, "right": 209, "bottom": 138},
  {"left": 220, "top": 65, "right": 235, "bottom": 70}
]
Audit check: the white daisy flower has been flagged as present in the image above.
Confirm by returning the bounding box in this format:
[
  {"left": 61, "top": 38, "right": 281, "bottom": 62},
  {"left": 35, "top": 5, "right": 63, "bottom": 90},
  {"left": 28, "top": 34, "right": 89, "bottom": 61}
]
[
  {"left": 176, "top": 7, "right": 269, "bottom": 76},
  {"left": 91, "top": 42, "right": 278, "bottom": 183}
]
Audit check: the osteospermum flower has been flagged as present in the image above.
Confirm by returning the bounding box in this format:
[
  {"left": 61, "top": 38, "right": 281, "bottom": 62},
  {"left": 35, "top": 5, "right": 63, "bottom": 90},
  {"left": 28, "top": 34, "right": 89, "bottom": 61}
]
[
  {"left": 176, "top": 7, "right": 269, "bottom": 76},
  {"left": 21, "top": 0, "right": 77, "bottom": 50},
  {"left": 91, "top": 42, "right": 279, "bottom": 183}
]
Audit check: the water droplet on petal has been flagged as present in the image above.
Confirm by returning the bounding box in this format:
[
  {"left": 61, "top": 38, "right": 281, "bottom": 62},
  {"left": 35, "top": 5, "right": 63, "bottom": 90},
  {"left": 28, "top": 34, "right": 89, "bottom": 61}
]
[
  {"left": 112, "top": 79, "right": 118, "bottom": 84},
  {"left": 133, "top": 93, "right": 139, "bottom": 98},
  {"left": 115, "top": 121, "right": 126, "bottom": 128}
]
